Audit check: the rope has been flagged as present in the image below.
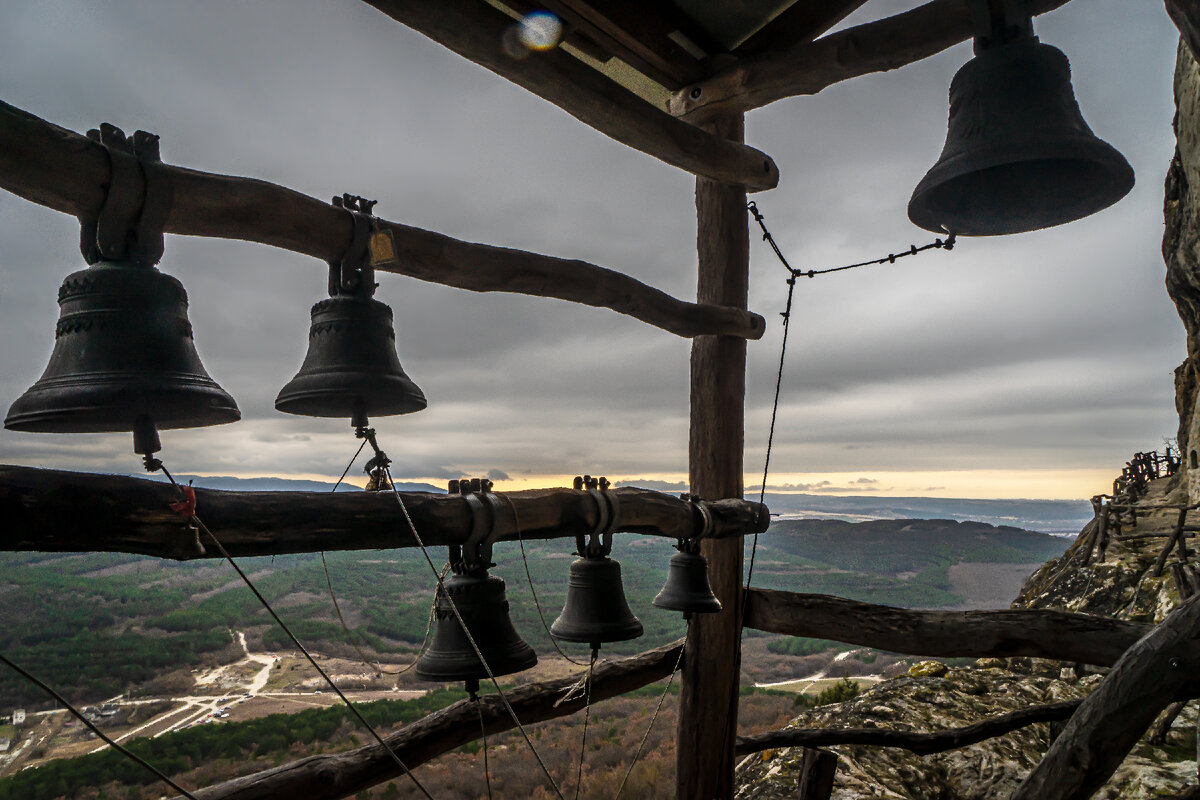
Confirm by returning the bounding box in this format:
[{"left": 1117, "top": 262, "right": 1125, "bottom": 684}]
[
  {"left": 475, "top": 697, "right": 493, "bottom": 800},
  {"left": 502, "top": 494, "right": 588, "bottom": 667},
  {"left": 150, "top": 463, "right": 434, "bottom": 799},
  {"left": 572, "top": 648, "right": 597, "bottom": 800},
  {"left": 612, "top": 635, "right": 686, "bottom": 800},
  {"left": 0, "top": 652, "right": 201, "bottom": 800},
  {"left": 321, "top": 439, "right": 435, "bottom": 676},
  {"left": 382, "top": 464, "right": 567, "bottom": 800}
]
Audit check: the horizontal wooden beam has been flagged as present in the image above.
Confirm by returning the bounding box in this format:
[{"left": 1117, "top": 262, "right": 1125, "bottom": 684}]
[
  {"left": 744, "top": 589, "right": 1149, "bottom": 667},
  {"left": 735, "top": 698, "right": 1082, "bottom": 756},
  {"left": 1012, "top": 593, "right": 1200, "bottom": 800},
  {"left": 0, "top": 465, "right": 768, "bottom": 560},
  {"left": 190, "top": 639, "right": 684, "bottom": 800},
  {"left": 0, "top": 99, "right": 765, "bottom": 340},
  {"left": 360, "top": 1, "right": 779, "bottom": 191},
  {"left": 668, "top": 0, "right": 1072, "bottom": 119}
]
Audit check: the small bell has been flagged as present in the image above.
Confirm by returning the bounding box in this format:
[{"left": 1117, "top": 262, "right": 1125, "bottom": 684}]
[
  {"left": 415, "top": 570, "right": 538, "bottom": 683},
  {"left": 276, "top": 196, "right": 426, "bottom": 420},
  {"left": 5, "top": 260, "right": 240, "bottom": 434},
  {"left": 908, "top": 9, "right": 1133, "bottom": 236},
  {"left": 550, "top": 555, "right": 643, "bottom": 650},
  {"left": 653, "top": 546, "right": 722, "bottom": 615}
]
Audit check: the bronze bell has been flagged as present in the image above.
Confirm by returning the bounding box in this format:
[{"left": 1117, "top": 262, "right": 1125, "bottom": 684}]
[
  {"left": 550, "top": 555, "right": 643, "bottom": 649},
  {"left": 415, "top": 571, "right": 538, "bottom": 683},
  {"left": 5, "top": 260, "right": 240, "bottom": 433},
  {"left": 276, "top": 196, "right": 425, "bottom": 421},
  {"left": 653, "top": 548, "right": 722, "bottom": 615},
  {"left": 274, "top": 294, "right": 426, "bottom": 419},
  {"left": 908, "top": 36, "right": 1133, "bottom": 236}
]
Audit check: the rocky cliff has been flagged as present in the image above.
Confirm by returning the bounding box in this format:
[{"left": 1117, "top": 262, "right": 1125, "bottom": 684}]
[{"left": 735, "top": 37, "right": 1200, "bottom": 800}]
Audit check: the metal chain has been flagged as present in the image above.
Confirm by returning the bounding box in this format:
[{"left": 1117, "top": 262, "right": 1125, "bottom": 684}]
[{"left": 0, "top": 653, "right": 201, "bottom": 800}]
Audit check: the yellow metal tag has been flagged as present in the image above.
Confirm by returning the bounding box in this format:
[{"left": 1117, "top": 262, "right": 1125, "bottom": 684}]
[{"left": 369, "top": 228, "right": 398, "bottom": 267}]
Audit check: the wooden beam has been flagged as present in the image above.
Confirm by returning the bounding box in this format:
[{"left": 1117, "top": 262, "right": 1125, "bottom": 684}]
[
  {"left": 359, "top": 0, "right": 780, "bottom": 191},
  {"left": 189, "top": 639, "right": 684, "bottom": 800},
  {"left": 744, "top": 589, "right": 1151, "bottom": 667},
  {"left": 678, "top": 108, "right": 749, "bottom": 800},
  {"left": 1011, "top": 594, "right": 1200, "bottom": 800},
  {"left": 736, "top": 699, "right": 1083, "bottom": 756},
  {"left": 0, "top": 465, "right": 769, "bottom": 560},
  {"left": 734, "top": 0, "right": 871, "bottom": 56},
  {"left": 668, "top": 0, "right": 1073, "bottom": 119},
  {"left": 0, "top": 99, "right": 766, "bottom": 341}
]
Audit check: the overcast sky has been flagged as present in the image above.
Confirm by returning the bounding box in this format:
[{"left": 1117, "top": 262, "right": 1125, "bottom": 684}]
[{"left": 0, "top": 1, "right": 1184, "bottom": 499}]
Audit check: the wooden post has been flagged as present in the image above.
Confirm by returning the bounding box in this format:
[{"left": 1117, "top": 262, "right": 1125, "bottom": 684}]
[
  {"left": 1155, "top": 508, "right": 1190, "bottom": 577},
  {"left": 796, "top": 748, "right": 838, "bottom": 799},
  {"left": 677, "top": 107, "right": 749, "bottom": 800}
]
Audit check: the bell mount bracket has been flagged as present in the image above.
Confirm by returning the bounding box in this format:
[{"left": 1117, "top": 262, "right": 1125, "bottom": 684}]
[
  {"left": 574, "top": 475, "right": 619, "bottom": 559},
  {"left": 677, "top": 493, "right": 714, "bottom": 555},
  {"left": 447, "top": 477, "right": 504, "bottom": 575},
  {"left": 328, "top": 194, "right": 378, "bottom": 299},
  {"left": 968, "top": 0, "right": 1035, "bottom": 54},
  {"left": 81, "top": 123, "right": 173, "bottom": 268}
]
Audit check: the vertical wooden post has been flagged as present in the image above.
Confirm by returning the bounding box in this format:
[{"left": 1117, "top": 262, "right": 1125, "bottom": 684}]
[
  {"left": 796, "top": 748, "right": 838, "bottom": 799},
  {"left": 677, "top": 108, "right": 749, "bottom": 800}
]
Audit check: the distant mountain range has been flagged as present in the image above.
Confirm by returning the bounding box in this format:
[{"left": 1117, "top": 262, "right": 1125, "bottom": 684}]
[{"left": 134, "top": 475, "right": 1092, "bottom": 535}]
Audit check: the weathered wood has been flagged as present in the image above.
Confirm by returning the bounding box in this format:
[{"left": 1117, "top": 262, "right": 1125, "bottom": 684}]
[
  {"left": 0, "top": 99, "right": 765, "bottom": 340},
  {"left": 743, "top": 589, "right": 1150, "bottom": 667},
  {"left": 678, "top": 108, "right": 749, "bottom": 800},
  {"left": 1168, "top": 0, "right": 1200, "bottom": 64},
  {"left": 358, "top": 1, "right": 780, "bottom": 191},
  {"left": 0, "top": 465, "right": 768, "bottom": 560},
  {"left": 796, "top": 748, "right": 838, "bottom": 799},
  {"left": 1149, "top": 700, "right": 1189, "bottom": 745},
  {"left": 667, "top": 0, "right": 1072, "bottom": 119},
  {"left": 734, "top": 0, "right": 870, "bottom": 56},
  {"left": 735, "top": 699, "right": 1083, "bottom": 756},
  {"left": 1155, "top": 507, "right": 1190, "bottom": 576},
  {"left": 188, "top": 639, "right": 684, "bottom": 800},
  {"left": 1011, "top": 594, "right": 1200, "bottom": 800}
]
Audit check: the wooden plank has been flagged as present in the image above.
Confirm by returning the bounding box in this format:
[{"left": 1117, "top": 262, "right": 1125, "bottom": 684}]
[
  {"left": 1155, "top": 508, "right": 1190, "bottom": 577},
  {"left": 0, "top": 99, "right": 765, "bottom": 340},
  {"left": 734, "top": 0, "right": 871, "bottom": 55},
  {"left": 190, "top": 639, "right": 684, "bottom": 800},
  {"left": 1011, "top": 594, "right": 1200, "bottom": 800},
  {"left": 677, "top": 108, "right": 749, "bottom": 800},
  {"left": 736, "top": 699, "right": 1083, "bottom": 756},
  {"left": 743, "top": 589, "right": 1151, "bottom": 667},
  {"left": 360, "top": 0, "right": 780, "bottom": 191},
  {"left": 667, "top": 0, "right": 1072, "bottom": 119},
  {"left": 0, "top": 465, "right": 769, "bottom": 560}
]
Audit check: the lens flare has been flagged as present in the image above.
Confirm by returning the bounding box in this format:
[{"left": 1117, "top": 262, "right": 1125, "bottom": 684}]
[{"left": 519, "top": 11, "right": 562, "bottom": 51}]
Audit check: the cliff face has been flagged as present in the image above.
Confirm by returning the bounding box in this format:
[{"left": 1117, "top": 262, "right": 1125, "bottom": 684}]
[{"left": 736, "top": 38, "right": 1200, "bottom": 800}]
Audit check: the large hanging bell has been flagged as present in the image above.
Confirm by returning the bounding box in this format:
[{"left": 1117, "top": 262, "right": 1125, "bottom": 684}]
[
  {"left": 5, "top": 260, "right": 240, "bottom": 433},
  {"left": 908, "top": 37, "right": 1133, "bottom": 236},
  {"left": 415, "top": 571, "right": 537, "bottom": 683},
  {"left": 274, "top": 293, "right": 426, "bottom": 419},
  {"left": 550, "top": 556, "right": 643, "bottom": 649},
  {"left": 653, "top": 548, "right": 722, "bottom": 615}
]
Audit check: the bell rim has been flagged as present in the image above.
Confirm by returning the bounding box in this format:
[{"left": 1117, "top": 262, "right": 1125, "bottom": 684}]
[{"left": 908, "top": 139, "right": 1135, "bottom": 236}]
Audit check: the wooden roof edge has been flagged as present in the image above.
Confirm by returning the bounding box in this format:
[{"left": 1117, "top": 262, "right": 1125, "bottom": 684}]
[
  {"left": 0, "top": 99, "right": 766, "bottom": 341},
  {"left": 359, "top": 0, "right": 779, "bottom": 191},
  {"left": 668, "top": 0, "right": 1074, "bottom": 119}
]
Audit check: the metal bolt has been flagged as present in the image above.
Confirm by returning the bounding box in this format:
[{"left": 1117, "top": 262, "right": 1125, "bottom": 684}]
[{"left": 689, "top": 87, "right": 702, "bottom": 100}]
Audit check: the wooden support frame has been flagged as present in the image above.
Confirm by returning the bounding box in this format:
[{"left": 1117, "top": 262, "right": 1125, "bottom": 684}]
[
  {"left": 0, "top": 99, "right": 766, "bottom": 340},
  {"left": 188, "top": 639, "right": 684, "bottom": 800},
  {"left": 0, "top": 465, "right": 768, "bottom": 560},
  {"left": 358, "top": 1, "right": 780, "bottom": 191},
  {"left": 667, "top": 0, "right": 1072, "bottom": 120},
  {"left": 678, "top": 108, "right": 749, "bottom": 800},
  {"left": 736, "top": 699, "right": 1083, "bottom": 756},
  {"left": 744, "top": 589, "right": 1151, "bottom": 667}
]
